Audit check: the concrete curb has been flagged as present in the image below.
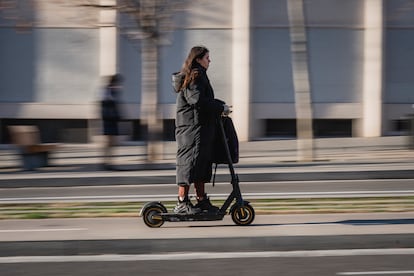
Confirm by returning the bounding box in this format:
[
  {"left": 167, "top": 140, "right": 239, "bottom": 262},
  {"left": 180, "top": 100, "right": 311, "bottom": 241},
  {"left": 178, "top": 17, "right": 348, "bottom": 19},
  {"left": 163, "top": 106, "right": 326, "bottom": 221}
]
[{"left": 1, "top": 170, "right": 414, "bottom": 188}]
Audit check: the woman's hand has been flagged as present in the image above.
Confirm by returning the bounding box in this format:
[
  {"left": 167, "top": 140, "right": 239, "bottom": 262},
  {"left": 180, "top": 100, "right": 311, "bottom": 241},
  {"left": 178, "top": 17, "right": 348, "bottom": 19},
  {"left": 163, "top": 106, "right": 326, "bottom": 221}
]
[{"left": 222, "top": 104, "right": 232, "bottom": 116}]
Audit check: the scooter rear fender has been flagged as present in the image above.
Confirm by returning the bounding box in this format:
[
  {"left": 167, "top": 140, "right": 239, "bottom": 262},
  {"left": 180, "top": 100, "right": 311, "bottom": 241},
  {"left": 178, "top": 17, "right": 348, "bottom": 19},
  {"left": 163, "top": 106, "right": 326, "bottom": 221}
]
[{"left": 139, "top": 201, "right": 167, "bottom": 217}]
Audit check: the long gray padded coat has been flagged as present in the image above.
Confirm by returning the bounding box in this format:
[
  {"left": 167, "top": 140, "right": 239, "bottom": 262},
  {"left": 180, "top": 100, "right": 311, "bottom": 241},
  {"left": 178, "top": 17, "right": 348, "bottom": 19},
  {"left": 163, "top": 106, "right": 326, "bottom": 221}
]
[{"left": 172, "top": 64, "right": 224, "bottom": 186}]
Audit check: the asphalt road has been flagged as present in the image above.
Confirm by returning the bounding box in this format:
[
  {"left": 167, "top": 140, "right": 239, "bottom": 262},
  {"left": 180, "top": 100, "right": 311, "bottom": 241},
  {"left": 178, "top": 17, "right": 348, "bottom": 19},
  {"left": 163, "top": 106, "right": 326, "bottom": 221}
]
[
  {"left": 2, "top": 139, "right": 413, "bottom": 275},
  {"left": 1, "top": 178, "right": 413, "bottom": 203},
  {"left": 2, "top": 251, "right": 414, "bottom": 276},
  {"left": 1, "top": 213, "right": 414, "bottom": 275}
]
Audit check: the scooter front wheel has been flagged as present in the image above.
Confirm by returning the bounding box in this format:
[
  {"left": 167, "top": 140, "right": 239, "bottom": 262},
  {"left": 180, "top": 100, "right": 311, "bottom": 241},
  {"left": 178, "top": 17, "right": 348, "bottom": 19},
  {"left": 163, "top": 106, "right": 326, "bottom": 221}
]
[
  {"left": 141, "top": 202, "right": 166, "bottom": 228},
  {"left": 231, "top": 203, "right": 255, "bottom": 226}
]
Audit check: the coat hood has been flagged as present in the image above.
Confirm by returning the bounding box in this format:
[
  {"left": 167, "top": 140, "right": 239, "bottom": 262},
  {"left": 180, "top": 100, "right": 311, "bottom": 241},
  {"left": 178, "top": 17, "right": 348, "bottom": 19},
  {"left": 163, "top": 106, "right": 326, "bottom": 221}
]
[{"left": 172, "top": 72, "right": 184, "bottom": 93}]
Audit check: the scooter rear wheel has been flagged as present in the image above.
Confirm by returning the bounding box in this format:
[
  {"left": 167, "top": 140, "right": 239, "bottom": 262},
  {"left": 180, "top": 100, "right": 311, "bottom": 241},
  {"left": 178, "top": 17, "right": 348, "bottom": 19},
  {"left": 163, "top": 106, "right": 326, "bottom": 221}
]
[
  {"left": 231, "top": 203, "right": 255, "bottom": 226},
  {"left": 142, "top": 204, "right": 166, "bottom": 228}
]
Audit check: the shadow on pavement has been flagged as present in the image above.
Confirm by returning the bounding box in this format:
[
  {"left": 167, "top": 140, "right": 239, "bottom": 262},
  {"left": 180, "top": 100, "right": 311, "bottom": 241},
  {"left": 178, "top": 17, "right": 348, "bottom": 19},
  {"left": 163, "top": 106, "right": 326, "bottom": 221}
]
[
  {"left": 182, "top": 219, "right": 414, "bottom": 228},
  {"left": 338, "top": 219, "right": 414, "bottom": 225}
]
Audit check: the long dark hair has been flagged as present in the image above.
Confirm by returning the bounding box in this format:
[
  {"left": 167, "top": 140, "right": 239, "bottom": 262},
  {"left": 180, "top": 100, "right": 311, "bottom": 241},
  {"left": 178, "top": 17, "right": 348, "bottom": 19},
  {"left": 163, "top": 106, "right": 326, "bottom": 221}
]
[{"left": 179, "top": 46, "right": 209, "bottom": 91}]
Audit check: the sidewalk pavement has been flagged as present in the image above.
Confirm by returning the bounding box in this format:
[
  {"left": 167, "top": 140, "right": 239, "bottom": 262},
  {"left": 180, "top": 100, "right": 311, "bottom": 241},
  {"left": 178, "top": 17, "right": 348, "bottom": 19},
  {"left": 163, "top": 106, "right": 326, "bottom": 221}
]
[
  {"left": 1, "top": 212, "right": 414, "bottom": 256},
  {"left": 0, "top": 136, "right": 413, "bottom": 187}
]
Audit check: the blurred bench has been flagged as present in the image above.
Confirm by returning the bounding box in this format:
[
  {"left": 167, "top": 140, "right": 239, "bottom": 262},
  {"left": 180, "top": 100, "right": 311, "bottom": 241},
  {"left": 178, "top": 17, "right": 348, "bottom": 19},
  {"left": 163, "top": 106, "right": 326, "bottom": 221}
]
[{"left": 8, "top": 125, "right": 59, "bottom": 170}]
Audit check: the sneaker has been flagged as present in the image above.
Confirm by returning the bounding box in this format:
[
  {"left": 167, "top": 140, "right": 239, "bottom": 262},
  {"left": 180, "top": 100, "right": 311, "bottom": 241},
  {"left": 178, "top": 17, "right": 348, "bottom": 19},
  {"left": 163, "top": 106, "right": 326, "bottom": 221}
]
[
  {"left": 195, "top": 194, "right": 220, "bottom": 213},
  {"left": 173, "top": 197, "right": 201, "bottom": 214}
]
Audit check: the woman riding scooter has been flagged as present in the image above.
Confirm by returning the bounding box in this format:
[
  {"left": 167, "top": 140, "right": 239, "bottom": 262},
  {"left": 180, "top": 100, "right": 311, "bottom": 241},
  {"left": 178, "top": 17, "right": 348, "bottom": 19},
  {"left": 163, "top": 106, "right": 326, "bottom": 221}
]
[{"left": 172, "top": 46, "right": 230, "bottom": 214}]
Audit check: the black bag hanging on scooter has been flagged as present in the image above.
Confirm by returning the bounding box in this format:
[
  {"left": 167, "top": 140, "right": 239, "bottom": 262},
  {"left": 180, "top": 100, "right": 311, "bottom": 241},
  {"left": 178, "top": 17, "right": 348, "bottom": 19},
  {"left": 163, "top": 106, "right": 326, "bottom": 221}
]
[{"left": 212, "top": 116, "right": 239, "bottom": 164}]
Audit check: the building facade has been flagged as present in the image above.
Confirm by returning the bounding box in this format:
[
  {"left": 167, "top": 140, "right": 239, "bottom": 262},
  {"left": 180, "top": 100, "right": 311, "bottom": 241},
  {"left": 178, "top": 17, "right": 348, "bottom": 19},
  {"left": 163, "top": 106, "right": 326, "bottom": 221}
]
[{"left": 1, "top": 0, "right": 414, "bottom": 143}]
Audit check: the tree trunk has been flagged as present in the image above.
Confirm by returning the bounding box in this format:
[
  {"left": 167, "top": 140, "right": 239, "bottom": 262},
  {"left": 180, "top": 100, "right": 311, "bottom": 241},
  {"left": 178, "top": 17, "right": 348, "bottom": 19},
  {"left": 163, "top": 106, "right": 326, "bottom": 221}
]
[
  {"left": 287, "top": 0, "right": 314, "bottom": 162},
  {"left": 141, "top": 38, "right": 163, "bottom": 162}
]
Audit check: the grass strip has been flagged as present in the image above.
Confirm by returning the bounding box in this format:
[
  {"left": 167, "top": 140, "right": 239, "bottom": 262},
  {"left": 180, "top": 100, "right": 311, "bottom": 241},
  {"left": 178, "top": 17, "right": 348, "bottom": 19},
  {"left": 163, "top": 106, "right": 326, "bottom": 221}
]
[{"left": 0, "top": 196, "right": 413, "bottom": 219}]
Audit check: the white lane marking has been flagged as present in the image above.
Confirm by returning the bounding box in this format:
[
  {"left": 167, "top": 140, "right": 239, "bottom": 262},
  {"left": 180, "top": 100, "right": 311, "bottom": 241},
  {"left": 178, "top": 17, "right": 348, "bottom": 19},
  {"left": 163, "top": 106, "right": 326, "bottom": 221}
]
[
  {"left": 337, "top": 271, "right": 414, "bottom": 275},
  {"left": 0, "top": 194, "right": 177, "bottom": 202},
  {"left": 0, "top": 248, "right": 413, "bottom": 263},
  {"left": 0, "top": 228, "right": 87, "bottom": 233},
  {"left": 241, "top": 190, "right": 414, "bottom": 198},
  {"left": 75, "top": 178, "right": 414, "bottom": 187},
  {"left": 1, "top": 177, "right": 413, "bottom": 185},
  {"left": 241, "top": 179, "right": 414, "bottom": 185},
  {"left": 1, "top": 190, "right": 414, "bottom": 202}
]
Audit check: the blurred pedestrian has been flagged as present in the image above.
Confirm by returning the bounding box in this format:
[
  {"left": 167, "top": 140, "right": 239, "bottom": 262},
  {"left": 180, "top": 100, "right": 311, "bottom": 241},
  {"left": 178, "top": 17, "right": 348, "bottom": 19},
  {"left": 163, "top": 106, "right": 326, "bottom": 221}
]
[
  {"left": 172, "top": 46, "right": 230, "bottom": 214},
  {"left": 101, "top": 74, "right": 123, "bottom": 170}
]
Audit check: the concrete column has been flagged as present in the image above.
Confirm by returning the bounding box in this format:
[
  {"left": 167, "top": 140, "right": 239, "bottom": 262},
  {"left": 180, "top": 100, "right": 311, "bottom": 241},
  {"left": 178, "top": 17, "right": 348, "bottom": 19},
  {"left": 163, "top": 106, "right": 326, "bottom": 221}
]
[
  {"left": 92, "top": 0, "right": 117, "bottom": 142},
  {"left": 232, "top": 0, "right": 251, "bottom": 141},
  {"left": 99, "top": 0, "right": 117, "bottom": 77},
  {"left": 362, "top": 0, "right": 384, "bottom": 137}
]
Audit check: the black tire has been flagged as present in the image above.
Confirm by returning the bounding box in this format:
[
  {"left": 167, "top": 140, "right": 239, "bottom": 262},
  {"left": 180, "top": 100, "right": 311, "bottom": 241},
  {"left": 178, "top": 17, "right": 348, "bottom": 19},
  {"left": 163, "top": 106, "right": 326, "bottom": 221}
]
[
  {"left": 231, "top": 203, "right": 255, "bottom": 226},
  {"left": 142, "top": 204, "right": 165, "bottom": 228}
]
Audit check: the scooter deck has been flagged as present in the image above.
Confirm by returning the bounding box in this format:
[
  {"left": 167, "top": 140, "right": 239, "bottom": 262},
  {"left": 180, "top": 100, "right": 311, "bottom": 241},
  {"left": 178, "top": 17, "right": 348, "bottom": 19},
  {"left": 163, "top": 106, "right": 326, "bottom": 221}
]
[{"left": 160, "top": 211, "right": 226, "bottom": 222}]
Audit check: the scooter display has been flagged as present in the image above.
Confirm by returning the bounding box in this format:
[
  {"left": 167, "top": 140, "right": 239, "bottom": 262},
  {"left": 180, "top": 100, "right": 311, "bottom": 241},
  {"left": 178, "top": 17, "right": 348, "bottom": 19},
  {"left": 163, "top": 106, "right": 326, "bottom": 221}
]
[{"left": 140, "top": 116, "right": 255, "bottom": 228}]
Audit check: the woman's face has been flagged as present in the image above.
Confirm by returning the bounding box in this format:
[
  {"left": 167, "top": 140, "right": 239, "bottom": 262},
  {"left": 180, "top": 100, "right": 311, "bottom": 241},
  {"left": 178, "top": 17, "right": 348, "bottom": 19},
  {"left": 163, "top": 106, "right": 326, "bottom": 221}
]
[{"left": 196, "top": 52, "right": 210, "bottom": 70}]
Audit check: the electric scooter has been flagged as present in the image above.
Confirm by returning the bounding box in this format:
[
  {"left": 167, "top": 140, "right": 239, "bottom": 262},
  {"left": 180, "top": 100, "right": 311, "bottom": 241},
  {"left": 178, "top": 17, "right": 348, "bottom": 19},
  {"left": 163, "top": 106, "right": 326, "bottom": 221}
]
[{"left": 139, "top": 115, "right": 255, "bottom": 228}]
